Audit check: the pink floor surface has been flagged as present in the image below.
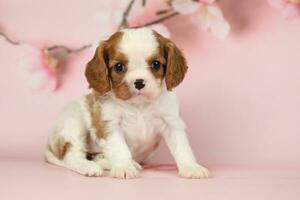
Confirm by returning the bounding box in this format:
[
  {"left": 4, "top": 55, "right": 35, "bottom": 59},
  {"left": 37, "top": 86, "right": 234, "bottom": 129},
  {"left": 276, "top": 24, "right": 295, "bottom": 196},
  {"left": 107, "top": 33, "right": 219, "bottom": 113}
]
[{"left": 1, "top": 158, "right": 299, "bottom": 200}]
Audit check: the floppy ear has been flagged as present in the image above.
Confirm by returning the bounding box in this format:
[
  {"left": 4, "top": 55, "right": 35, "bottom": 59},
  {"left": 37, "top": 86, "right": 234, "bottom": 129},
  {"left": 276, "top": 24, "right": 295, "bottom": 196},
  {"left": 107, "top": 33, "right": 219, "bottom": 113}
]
[
  {"left": 164, "top": 41, "right": 188, "bottom": 91},
  {"left": 85, "top": 42, "right": 111, "bottom": 95}
]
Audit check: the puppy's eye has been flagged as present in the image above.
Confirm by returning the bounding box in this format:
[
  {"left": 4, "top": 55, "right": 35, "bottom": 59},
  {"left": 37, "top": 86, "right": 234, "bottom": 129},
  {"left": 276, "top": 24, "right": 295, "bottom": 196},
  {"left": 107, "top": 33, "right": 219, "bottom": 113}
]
[
  {"left": 114, "top": 63, "right": 126, "bottom": 72},
  {"left": 151, "top": 60, "right": 161, "bottom": 71}
]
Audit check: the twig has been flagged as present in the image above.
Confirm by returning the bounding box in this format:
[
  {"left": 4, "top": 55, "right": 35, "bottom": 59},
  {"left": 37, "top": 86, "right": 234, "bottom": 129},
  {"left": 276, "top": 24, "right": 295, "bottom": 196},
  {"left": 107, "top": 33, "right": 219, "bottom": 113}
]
[
  {"left": 0, "top": 32, "right": 20, "bottom": 45},
  {"left": 156, "top": 8, "right": 173, "bottom": 15},
  {"left": 54, "top": 0, "right": 137, "bottom": 53},
  {"left": 46, "top": 44, "right": 92, "bottom": 53},
  {"left": 1, "top": 0, "right": 180, "bottom": 56},
  {"left": 142, "top": 12, "right": 179, "bottom": 27},
  {"left": 118, "top": 0, "right": 135, "bottom": 30},
  {"left": 142, "top": 0, "right": 146, "bottom": 6}
]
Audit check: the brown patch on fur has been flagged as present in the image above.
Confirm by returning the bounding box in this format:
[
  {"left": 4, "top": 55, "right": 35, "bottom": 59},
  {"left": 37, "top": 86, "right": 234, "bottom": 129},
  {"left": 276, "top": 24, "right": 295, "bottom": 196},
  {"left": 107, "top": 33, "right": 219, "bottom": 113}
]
[
  {"left": 109, "top": 52, "right": 132, "bottom": 100},
  {"left": 113, "top": 82, "right": 132, "bottom": 100},
  {"left": 153, "top": 31, "right": 188, "bottom": 90},
  {"left": 85, "top": 31, "right": 132, "bottom": 100},
  {"left": 85, "top": 42, "right": 111, "bottom": 96},
  {"left": 85, "top": 32, "right": 124, "bottom": 96},
  {"left": 85, "top": 93, "right": 107, "bottom": 139},
  {"left": 48, "top": 136, "right": 72, "bottom": 160},
  {"left": 105, "top": 31, "right": 124, "bottom": 57},
  {"left": 108, "top": 52, "right": 129, "bottom": 68}
]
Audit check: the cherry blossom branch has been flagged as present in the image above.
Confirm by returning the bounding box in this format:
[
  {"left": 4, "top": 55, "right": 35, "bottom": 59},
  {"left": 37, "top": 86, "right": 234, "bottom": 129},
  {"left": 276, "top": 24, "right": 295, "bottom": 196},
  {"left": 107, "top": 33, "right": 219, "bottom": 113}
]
[
  {"left": 46, "top": 44, "right": 92, "bottom": 53},
  {"left": 142, "top": 0, "right": 147, "bottom": 7},
  {"left": 143, "top": 12, "right": 179, "bottom": 27},
  {"left": 1, "top": 0, "right": 137, "bottom": 55},
  {"left": 1, "top": 0, "right": 177, "bottom": 55},
  {"left": 0, "top": 31, "right": 92, "bottom": 54},
  {"left": 49, "top": 0, "right": 136, "bottom": 52},
  {"left": 0, "top": 32, "right": 20, "bottom": 45},
  {"left": 1, "top": 0, "right": 215, "bottom": 56},
  {"left": 156, "top": 8, "right": 173, "bottom": 15},
  {"left": 118, "top": 0, "right": 136, "bottom": 30}
]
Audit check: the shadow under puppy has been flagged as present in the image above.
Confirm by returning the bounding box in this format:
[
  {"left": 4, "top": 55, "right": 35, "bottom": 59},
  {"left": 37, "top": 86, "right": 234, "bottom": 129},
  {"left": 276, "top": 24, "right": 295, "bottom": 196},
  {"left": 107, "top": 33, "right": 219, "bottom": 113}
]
[{"left": 45, "top": 27, "right": 209, "bottom": 179}]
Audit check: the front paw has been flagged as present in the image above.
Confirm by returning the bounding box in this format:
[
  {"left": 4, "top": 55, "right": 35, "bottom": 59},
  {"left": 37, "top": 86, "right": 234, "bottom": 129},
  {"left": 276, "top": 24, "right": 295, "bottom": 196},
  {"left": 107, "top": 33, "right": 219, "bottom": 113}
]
[
  {"left": 178, "top": 163, "right": 209, "bottom": 179},
  {"left": 73, "top": 161, "right": 104, "bottom": 177},
  {"left": 110, "top": 161, "right": 141, "bottom": 179}
]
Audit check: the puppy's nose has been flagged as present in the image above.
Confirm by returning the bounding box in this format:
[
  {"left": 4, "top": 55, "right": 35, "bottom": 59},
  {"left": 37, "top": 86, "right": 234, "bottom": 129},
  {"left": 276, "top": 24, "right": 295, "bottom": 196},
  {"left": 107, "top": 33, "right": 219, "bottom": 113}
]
[{"left": 134, "top": 79, "right": 145, "bottom": 90}]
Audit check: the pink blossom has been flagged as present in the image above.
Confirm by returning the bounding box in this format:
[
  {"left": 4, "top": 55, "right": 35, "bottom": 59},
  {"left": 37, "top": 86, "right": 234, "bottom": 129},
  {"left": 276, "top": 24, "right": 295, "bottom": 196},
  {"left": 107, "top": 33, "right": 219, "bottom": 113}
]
[
  {"left": 169, "top": 0, "right": 230, "bottom": 38},
  {"left": 19, "top": 45, "right": 58, "bottom": 91},
  {"left": 200, "top": 0, "right": 216, "bottom": 4},
  {"left": 171, "top": 0, "right": 199, "bottom": 14},
  {"left": 268, "top": 0, "right": 287, "bottom": 8},
  {"left": 269, "top": 0, "right": 300, "bottom": 19},
  {"left": 191, "top": 4, "right": 230, "bottom": 39}
]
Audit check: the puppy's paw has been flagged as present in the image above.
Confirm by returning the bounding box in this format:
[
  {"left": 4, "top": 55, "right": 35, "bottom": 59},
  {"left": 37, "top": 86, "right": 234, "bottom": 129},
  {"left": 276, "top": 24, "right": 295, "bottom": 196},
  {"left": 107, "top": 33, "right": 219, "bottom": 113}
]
[
  {"left": 74, "top": 161, "right": 103, "bottom": 177},
  {"left": 132, "top": 160, "right": 143, "bottom": 171},
  {"left": 110, "top": 161, "right": 141, "bottom": 179},
  {"left": 94, "top": 157, "right": 111, "bottom": 170},
  {"left": 178, "top": 163, "right": 209, "bottom": 179}
]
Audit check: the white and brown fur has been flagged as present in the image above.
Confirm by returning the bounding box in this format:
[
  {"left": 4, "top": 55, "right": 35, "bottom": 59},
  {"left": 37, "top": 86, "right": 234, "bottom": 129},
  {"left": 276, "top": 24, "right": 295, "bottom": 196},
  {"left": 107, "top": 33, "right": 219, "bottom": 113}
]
[{"left": 45, "top": 27, "right": 209, "bottom": 179}]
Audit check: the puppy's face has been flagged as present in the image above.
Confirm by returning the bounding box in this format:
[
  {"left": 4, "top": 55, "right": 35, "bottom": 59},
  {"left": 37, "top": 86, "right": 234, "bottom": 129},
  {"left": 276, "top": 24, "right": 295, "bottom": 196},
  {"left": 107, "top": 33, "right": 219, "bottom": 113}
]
[{"left": 85, "top": 28, "right": 188, "bottom": 104}]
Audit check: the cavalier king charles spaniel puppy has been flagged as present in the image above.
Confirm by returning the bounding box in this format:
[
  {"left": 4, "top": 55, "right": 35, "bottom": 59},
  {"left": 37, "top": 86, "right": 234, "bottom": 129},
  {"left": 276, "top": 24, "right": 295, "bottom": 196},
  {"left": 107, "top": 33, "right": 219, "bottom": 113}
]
[{"left": 45, "top": 27, "right": 209, "bottom": 179}]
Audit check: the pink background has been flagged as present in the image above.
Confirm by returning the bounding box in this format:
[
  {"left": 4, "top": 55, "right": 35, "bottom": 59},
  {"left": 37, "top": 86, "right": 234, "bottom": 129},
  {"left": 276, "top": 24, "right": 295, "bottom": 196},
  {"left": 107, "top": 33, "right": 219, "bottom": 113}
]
[{"left": 1, "top": 0, "right": 300, "bottom": 170}]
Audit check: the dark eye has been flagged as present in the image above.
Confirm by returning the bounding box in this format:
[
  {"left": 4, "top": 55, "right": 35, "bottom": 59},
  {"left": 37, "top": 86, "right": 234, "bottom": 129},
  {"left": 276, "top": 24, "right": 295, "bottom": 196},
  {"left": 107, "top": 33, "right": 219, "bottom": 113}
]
[
  {"left": 151, "top": 60, "right": 161, "bottom": 71},
  {"left": 114, "top": 63, "right": 125, "bottom": 72}
]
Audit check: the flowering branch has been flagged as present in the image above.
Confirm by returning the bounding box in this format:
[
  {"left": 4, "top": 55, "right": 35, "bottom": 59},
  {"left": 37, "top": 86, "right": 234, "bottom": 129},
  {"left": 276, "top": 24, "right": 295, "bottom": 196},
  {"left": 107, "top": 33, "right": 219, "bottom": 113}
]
[
  {"left": 46, "top": 44, "right": 92, "bottom": 53},
  {"left": 118, "top": 0, "right": 136, "bottom": 30},
  {"left": 0, "top": 31, "right": 92, "bottom": 54},
  {"left": 0, "top": 32, "right": 20, "bottom": 45},
  {"left": 143, "top": 12, "right": 180, "bottom": 27},
  {"left": 269, "top": 0, "right": 300, "bottom": 19},
  {"left": 1, "top": 0, "right": 229, "bottom": 56},
  {"left": 1, "top": 0, "right": 230, "bottom": 92},
  {"left": 156, "top": 8, "right": 173, "bottom": 15},
  {"left": 142, "top": 0, "right": 147, "bottom": 7}
]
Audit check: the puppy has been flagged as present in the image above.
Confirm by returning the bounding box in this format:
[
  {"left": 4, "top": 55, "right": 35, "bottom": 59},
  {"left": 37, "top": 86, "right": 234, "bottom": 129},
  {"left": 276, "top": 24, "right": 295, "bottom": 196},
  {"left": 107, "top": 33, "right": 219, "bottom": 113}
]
[{"left": 45, "top": 27, "right": 209, "bottom": 179}]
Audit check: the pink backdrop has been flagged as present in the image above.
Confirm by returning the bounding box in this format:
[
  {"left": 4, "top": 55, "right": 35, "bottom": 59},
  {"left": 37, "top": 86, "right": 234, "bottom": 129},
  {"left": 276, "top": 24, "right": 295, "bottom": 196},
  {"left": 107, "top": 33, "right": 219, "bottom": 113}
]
[{"left": 1, "top": 0, "right": 300, "bottom": 169}]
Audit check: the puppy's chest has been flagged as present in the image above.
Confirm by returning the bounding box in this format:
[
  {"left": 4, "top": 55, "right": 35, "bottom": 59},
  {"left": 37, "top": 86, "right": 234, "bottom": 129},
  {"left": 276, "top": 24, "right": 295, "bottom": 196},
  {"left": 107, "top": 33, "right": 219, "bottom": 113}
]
[{"left": 119, "top": 107, "right": 164, "bottom": 146}]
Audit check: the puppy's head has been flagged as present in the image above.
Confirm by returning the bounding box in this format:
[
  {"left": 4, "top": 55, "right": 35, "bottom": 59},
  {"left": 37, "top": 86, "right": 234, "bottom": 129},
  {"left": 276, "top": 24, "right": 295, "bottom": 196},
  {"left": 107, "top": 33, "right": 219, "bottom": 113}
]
[{"left": 85, "top": 28, "right": 188, "bottom": 104}]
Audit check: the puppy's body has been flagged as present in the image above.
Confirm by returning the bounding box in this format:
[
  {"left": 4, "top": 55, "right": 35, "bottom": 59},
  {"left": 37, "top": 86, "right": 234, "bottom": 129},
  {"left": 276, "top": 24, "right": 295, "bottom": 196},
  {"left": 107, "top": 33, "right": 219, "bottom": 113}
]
[
  {"left": 46, "top": 28, "right": 209, "bottom": 179},
  {"left": 46, "top": 90, "right": 174, "bottom": 165}
]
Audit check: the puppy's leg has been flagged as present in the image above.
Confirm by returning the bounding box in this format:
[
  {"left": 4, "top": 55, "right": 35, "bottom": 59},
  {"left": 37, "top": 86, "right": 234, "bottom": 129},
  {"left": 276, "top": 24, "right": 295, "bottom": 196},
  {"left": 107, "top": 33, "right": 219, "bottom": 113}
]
[
  {"left": 163, "top": 117, "right": 209, "bottom": 179},
  {"left": 103, "top": 129, "right": 141, "bottom": 179},
  {"left": 63, "top": 145, "right": 103, "bottom": 177},
  {"left": 46, "top": 133, "right": 103, "bottom": 176},
  {"left": 46, "top": 101, "right": 104, "bottom": 176}
]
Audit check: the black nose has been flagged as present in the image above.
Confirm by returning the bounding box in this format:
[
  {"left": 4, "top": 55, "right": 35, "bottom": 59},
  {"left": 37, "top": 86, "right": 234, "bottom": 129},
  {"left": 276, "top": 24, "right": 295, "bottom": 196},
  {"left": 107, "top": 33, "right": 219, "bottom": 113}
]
[{"left": 134, "top": 79, "right": 145, "bottom": 90}]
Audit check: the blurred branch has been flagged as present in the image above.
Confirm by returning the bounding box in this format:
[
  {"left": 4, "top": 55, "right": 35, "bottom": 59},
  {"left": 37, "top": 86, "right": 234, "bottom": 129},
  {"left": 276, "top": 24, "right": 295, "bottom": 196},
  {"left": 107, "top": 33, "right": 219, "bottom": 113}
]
[
  {"left": 0, "top": 32, "right": 20, "bottom": 45},
  {"left": 118, "top": 0, "right": 135, "bottom": 30},
  {"left": 156, "top": 8, "right": 173, "bottom": 15},
  {"left": 0, "top": 31, "right": 91, "bottom": 55},
  {"left": 143, "top": 12, "right": 179, "bottom": 27},
  {"left": 142, "top": 0, "right": 147, "bottom": 6},
  {"left": 1, "top": 0, "right": 181, "bottom": 56},
  {"left": 47, "top": 44, "right": 92, "bottom": 53}
]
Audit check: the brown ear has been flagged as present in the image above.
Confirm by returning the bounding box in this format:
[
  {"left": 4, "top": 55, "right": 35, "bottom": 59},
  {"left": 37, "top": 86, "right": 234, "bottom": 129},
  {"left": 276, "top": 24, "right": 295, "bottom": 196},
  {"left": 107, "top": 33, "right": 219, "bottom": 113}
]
[
  {"left": 164, "top": 41, "right": 188, "bottom": 90},
  {"left": 85, "top": 42, "right": 111, "bottom": 95}
]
